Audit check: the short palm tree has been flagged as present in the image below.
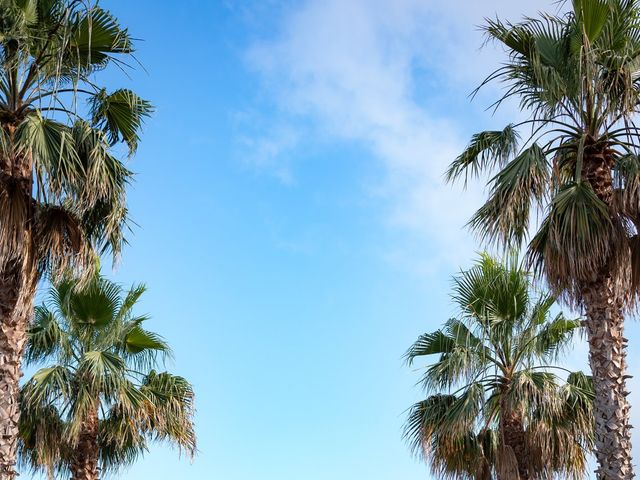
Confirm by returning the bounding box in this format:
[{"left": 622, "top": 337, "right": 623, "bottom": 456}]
[
  {"left": 404, "top": 254, "right": 594, "bottom": 480},
  {"left": 0, "top": 2, "right": 151, "bottom": 475},
  {"left": 446, "top": 1, "right": 640, "bottom": 477},
  {"left": 17, "top": 275, "right": 196, "bottom": 480}
]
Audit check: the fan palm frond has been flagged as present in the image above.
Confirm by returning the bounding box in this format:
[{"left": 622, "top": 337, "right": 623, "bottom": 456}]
[
  {"left": 404, "top": 254, "right": 593, "bottom": 479},
  {"left": 19, "top": 274, "right": 196, "bottom": 477}
]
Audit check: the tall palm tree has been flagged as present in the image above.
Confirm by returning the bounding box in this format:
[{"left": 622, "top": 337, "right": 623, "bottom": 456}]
[
  {"left": 0, "top": 1, "right": 150, "bottom": 475},
  {"left": 17, "top": 274, "right": 196, "bottom": 480},
  {"left": 404, "top": 254, "right": 594, "bottom": 480},
  {"left": 445, "top": 1, "right": 640, "bottom": 478}
]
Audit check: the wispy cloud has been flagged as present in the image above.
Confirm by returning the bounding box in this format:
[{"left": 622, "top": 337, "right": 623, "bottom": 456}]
[
  {"left": 242, "top": 0, "right": 640, "bottom": 457},
  {"left": 242, "top": 0, "right": 549, "bottom": 272}
]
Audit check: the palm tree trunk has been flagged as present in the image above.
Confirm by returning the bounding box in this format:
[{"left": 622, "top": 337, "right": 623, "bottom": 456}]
[
  {"left": 0, "top": 127, "right": 36, "bottom": 479},
  {"left": 70, "top": 407, "right": 100, "bottom": 480},
  {"left": 0, "top": 256, "right": 34, "bottom": 479},
  {"left": 0, "top": 124, "right": 38, "bottom": 480},
  {"left": 583, "top": 275, "right": 634, "bottom": 480},
  {"left": 500, "top": 406, "right": 529, "bottom": 480}
]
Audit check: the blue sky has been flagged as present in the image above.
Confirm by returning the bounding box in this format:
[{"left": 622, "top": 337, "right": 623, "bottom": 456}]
[{"left": 61, "top": 1, "right": 640, "bottom": 478}]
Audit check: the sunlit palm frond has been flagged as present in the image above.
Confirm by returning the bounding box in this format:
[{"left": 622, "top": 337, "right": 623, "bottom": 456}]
[
  {"left": 405, "top": 330, "right": 455, "bottom": 365},
  {"left": 68, "top": 6, "right": 133, "bottom": 70},
  {"left": 446, "top": 125, "right": 519, "bottom": 184},
  {"left": 21, "top": 274, "right": 196, "bottom": 476},
  {"left": 468, "top": 144, "right": 549, "bottom": 246},
  {"left": 140, "top": 371, "right": 197, "bottom": 457},
  {"left": 22, "top": 365, "right": 73, "bottom": 407},
  {"left": 90, "top": 89, "right": 153, "bottom": 154},
  {"left": 405, "top": 254, "right": 593, "bottom": 479}
]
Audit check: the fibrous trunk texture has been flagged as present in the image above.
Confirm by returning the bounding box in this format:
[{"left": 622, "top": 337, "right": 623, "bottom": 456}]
[
  {"left": 70, "top": 407, "right": 100, "bottom": 480},
  {"left": 477, "top": 460, "right": 492, "bottom": 480},
  {"left": 0, "top": 257, "right": 33, "bottom": 479},
  {"left": 500, "top": 405, "right": 529, "bottom": 480},
  {"left": 583, "top": 275, "right": 634, "bottom": 480},
  {"left": 0, "top": 126, "right": 35, "bottom": 479}
]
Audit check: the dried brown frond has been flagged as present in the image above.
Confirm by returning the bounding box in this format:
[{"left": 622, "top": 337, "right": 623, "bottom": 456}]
[
  {"left": 0, "top": 175, "right": 29, "bottom": 264},
  {"left": 33, "top": 204, "right": 93, "bottom": 281}
]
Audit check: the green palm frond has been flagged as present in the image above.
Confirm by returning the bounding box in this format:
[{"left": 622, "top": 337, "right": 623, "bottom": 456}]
[
  {"left": 123, "top": 325, "right": 170, "bottom": 355},
  {"left": 573, "top": 0, "right": 611, "bottom": 43},
  {"left": 119, "top": 324, "right": 171, "bottom": 372},
  {"left": 405, "top": 254, "right": 593, "bottom": 479},
  {"left": 534, "top": 314, "right": 582, "bottom": 358},
  {"left": 69, "top": 7, "right": 132, "bottom": 69},
  {"left": 452, "top": 252, "right": 529, "bottom": 328},
  {"left": 20, "top": 273, "right": 196, "bottom": 477},
  {"left": 405, "top": 330, "right": 455, "bottom": 365},
  {"left": 16, "top": 115, "right": 82, "bottom": 196},
  {"left": 420, "top": 346, "right": 483, "bottom": 392},
  {"left": 70, "top": 120, "right": 131, "bottom": 200},
  {"left": 90, "top": 89, "right": 153, "bottom": 154},
  {"left": 25, "top": 306, "right": 65, "bottom": 364},
  {"left": 443, "top": 318, "right": 492, "bottom": 359},
  {"left": 22, "top": 366, "right": 73, "bottom": 406},
  {"left": 0, "top": 0, "right": 151, "bottom": 280},
  {"left": 58, "top": 275, "right": 122, "bottom": 329},
  {"left": 116, "top": 283, "right": 146, "bottom": 321},
  {"left": 113, "top": 379, "right": 147, "bottom": 417},
  {"left": 468, "top": 144, "right": 549, "bottom": 246},
  {"left": 446, "top": 125, "right": 519, "bottom": 184},
  {"left": 527, "top": 293, "right": 556, "bottom": 326}
]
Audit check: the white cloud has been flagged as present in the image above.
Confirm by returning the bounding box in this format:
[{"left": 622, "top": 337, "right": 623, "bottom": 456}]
[
  {"left": 234, "top": 110, "right": 300, "bottom": 185},
  {"left": 243, "top": 0, "right": 640, "bottom": 463},
  {"left": 243, "top": 0, "right": 558, "bottom": 273}
]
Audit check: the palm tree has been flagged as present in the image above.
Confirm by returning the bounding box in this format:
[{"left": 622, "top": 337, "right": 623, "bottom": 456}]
[
  {"left": 17, "top": 274, "right": 196, "bottom": 480},
  {"left": 404, "top": 254, "right": 594, "bottom": 480},
  {"left": 0, "top": 1, "right": 151, "bottom": 475},
  {"left": 445, "top": 1, "right": 640, "bottom": 478}
]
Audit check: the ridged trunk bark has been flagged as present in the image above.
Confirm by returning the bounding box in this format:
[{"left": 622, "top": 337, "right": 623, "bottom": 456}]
[
  {"left": 581, "top": 149, "right": 635, "bottom": 479},
  {"left": 0, "top": 258, "right": 31, "bottom": 479},
  {"left": 0, "top": 122, "right": 35, "bottom": 479},
  {"left": 70, "top": 407, "right": 100, "bottom": 480},
  {"left": 500, "top": 404, "right": 529, "bottom": 480},
  {"left": 583, "top": 276, "right": 634, "bottom": 480}
]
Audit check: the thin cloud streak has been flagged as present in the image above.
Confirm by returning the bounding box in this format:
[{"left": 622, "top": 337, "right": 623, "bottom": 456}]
[{"left": 243, "top": 0, "right": 555, "bottom": 272}]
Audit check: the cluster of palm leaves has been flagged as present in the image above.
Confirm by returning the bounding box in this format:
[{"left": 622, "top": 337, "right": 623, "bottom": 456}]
[
  {"left": 0, "top": 0, "right": 151, "bottom": 274},
  {"left": 412, "top": 0, "right": 640, "bottom": 479},
  {"left": 0, "top": 1, "right": 195, "bottom": 479},
  {"left": 19, "top": 275, "right": 196, "bottom": 479},
  {"left": 405, "top": 255, "right": 594, "bottom": 480}
]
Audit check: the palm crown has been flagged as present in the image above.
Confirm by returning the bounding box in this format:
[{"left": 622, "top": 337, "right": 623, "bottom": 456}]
[
  {"left": 446, "top": 0, "right": 640, "bottom": 303},
  {"left": 404, "top": 254, "right": 594, "bottom": 480},
  {"left": 0, "top": 0, "right": 152, "bottom": 275},
  {"left": 18, "top": 275, "right": 196, "bottom": 479}
]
